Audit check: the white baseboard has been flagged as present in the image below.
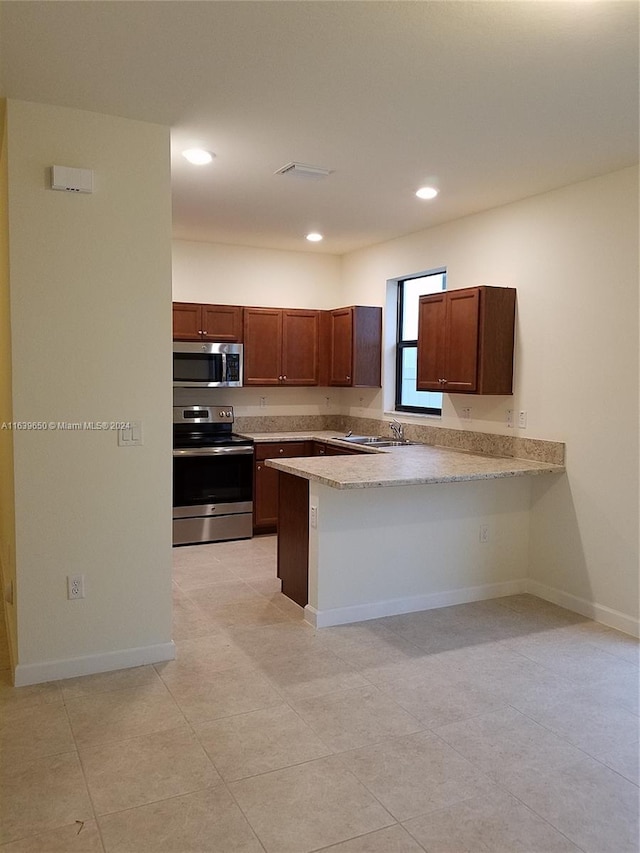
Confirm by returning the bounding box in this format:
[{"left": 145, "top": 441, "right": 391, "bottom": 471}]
[
  {"left": 526, "top": 580, "right": 640, "bottom": 638},
  {"left": 13, "top": 641, "right": 176, "bottom": 687},
  {"left": 304, "top": 578, "right": 528, "bottom": 629}
]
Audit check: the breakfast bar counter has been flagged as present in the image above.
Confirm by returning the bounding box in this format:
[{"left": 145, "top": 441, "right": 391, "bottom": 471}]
[
  {"left": 263, "top": 438, "right": 564, "bottom": 489},
  {"left": 246, "top": 431, "right": 565, "bottom": 628}
]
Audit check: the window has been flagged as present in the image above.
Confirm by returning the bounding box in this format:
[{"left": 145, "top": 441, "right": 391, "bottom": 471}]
[{"left": 395, "top": 269, "right": 446, "bottom": 414}]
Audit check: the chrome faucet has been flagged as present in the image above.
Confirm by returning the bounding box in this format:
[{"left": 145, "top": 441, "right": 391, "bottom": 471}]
[{"left": 389, "top": 418, "right": 404, "bottom": 441}]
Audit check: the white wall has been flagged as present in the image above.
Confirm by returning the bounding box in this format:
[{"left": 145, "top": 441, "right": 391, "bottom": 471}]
[
  {"left": 341, "top": 167, "right": 639, "bottom": 629},
  {"left": 308, "top": 477, "right": 532, "bottom": 627},
  {"left": 7, "top": 100, "right": 174, "bottom": 682}
]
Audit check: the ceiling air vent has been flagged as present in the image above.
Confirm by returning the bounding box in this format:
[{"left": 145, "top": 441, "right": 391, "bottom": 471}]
[{"left": 275, "top": 162, "right": 331, "bottom": 180}]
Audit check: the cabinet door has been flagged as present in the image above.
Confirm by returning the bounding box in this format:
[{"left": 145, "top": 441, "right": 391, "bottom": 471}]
[
  {"left": 243, "top": 308, "right": 282, "bottom": 385},
  {"left": 329, "top": 308, "right": 353, "bottom": 385},
  {"left": 351, "top": 306, "right": 382, "bottom": 387},
  {"left": 281, "top": 310, "right": 319, "bottom": 385},
  {"left": 416, "top": 293, "right": 447, "bottom": 391},
  {"left": 254, "top": 461, "right": 279, "bottom": 529},
  {"left": 278, "top": 472, "right": 309, "bottom": 607},
  {"left": 172, "top": 302, "right": 202, "bottom": 341},
  {"left": 324, "top": 444, "right": 355, "bottom": 455},
  {"left": 444, "top": 289, "right": 480, "bottom": 392},
  {"left": 201, "top": 305, "right": 243, "bottom": 342},
  {"left": 254, "top": 441, "right": 312, "bottom": 532}
]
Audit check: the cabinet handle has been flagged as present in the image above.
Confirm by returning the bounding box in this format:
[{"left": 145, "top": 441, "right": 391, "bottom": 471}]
[
  {"left": 346, "top": 375, "right": 351, "bottom": 381},
  {"left": 257, "top": 464, "right": 262, "bottom": 470},
  {"left": 198, "top": 330, "right": 203, "bottom": 335},
  {"left": 279, "top": 448, "right": 284, "bottom": 453},
  {"left": 282, "top": 375, "right": 287, "bottom": 380}
]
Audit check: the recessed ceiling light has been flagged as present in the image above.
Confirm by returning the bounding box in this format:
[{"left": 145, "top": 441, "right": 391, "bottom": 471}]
[
  {"left": 306, "top": 232, "right": 323, "bottom": 242},
  {"left": 182, "top": 148, "right": 215, "bottom": 165},
  {"left": 416, "top": 186, "right": 439, "bottom": 200}
]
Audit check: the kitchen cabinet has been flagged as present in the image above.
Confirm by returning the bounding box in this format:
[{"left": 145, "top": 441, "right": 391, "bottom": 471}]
[
  {"left": 277, "top": 472, "right": 310, "bottom": 607},
  {"left": 254, "top": 441, "right": 313, "bottom": 532},
  {"left": 172, "top": 302, "right": 243, "bottom": 342},
  {"left": 244, "top": 308, "right": 319, "bottom": 386},
  {"left": 321, "top": 306, "right": 382, "bottom": 387},
  {"left": 417, "top": 286, "right": 516, "bottom": 395},
  {"left": 312, "top": 441, "right": 362, "bottom": 456}
]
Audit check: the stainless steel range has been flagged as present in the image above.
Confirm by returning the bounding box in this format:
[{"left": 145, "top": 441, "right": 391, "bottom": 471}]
[{"left": 173, "top": 406, "right": 254, "bottom": 546}]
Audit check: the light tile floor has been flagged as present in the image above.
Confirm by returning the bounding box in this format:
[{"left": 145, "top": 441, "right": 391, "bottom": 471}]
[{"left": 0, "top": 535, "right": 638, "bottom": 852}]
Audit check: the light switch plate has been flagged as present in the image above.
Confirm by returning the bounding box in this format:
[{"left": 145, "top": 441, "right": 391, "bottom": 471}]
[{"left": 118, "top": 421, "right": 143, "bottom": 446}]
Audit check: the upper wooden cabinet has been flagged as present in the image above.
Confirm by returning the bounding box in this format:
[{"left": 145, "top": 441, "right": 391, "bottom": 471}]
[
  {"left": 321, "top": 306, "right": 382, "bottom": 387},
  {"left": 244, "top": 307, "right": 319, "bottom": 386},
  {"left": 417, "top": 286, "right": 516, "bottom": 395},
  {"left": 172, "top": 302, "right": 243, "bottom": 342}
]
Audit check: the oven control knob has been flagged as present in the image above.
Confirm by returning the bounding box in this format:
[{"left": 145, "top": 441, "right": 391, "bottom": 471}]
[
  {"left": 218, "top": 411, "right": 225, "bottom": 417},
  {"left": 225, "top": 410, "right": 232, "bottom": 417}
]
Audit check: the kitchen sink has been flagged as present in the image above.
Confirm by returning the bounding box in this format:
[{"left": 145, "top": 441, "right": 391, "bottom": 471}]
[{"left": 332, "top": 435, "right": 421, "bottom": 448}]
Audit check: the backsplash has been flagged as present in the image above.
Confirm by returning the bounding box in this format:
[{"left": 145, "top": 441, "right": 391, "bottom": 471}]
[
  {"left": 234, "top": 414, "right": 343, "bottom": 433},
  {"left": 342, "top": 416, "right": 565, "bottom": 465},
  {"left": 236, "top": 413, "right": 565, "bottom": 466}
]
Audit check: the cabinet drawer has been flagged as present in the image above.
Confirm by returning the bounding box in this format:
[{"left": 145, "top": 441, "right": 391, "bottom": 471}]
[{"left": 255, "top": 441, "right": 312, "bottom": 461}]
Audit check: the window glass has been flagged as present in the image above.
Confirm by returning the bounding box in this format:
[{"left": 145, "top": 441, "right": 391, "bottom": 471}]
[
  {"left": 395, "top": 269, "right": 446, "bottom": 414},
  {"left": 402, "top": 274, "right": 444, "bottom": 339}
]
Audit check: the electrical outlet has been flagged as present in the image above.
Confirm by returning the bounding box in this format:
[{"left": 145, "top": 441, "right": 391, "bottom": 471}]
[
  {"left": 506, "top": 409, "right": 514, "bottom": 428},
  {"left": 259, "top": 396, "right": 267, "bottom": 408},
  {"left": 461, "top": 407, "right": 471, "bottom": 420},
  {"left": 310, "top": 505, "right": 318, "bottom": 528},
  {"left": 518, "top": 410, "right": 527, "bottom": 429},
  {"left": 479, "top": 524, "right": 489, "bottom": 544},
  {"left": 67, "top": 574, "right": 85, "bottom": 600},
  {"left": 325, "top": 396, "right": 331, "bottom": 408}
]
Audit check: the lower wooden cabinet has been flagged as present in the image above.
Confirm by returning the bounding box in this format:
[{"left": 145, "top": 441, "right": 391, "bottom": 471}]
[
  {"left": 277, "top": 472, "right": 310, "bottom": 607},
  {"left": 254, "top": 439, "right": 365, "bottom": 533},
  {"left": 312, "top": 440, "right": 360, "bottom": 456},
  {"left": 253, "top": 441, "right": 312, "bottom": 532}
]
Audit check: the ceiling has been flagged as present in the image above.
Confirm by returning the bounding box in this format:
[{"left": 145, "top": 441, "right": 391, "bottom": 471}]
[{"left": 1, "top": 1, "right": 638, "bottom": 255}]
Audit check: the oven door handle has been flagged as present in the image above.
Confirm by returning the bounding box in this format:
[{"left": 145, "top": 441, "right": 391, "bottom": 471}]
[{"left": 173, "top": 446, "right": 254, "bottom": 457}]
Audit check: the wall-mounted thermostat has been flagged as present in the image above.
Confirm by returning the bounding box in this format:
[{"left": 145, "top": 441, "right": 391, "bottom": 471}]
[{"left": 51, "top": 165, "right": 94, "bottom": 193}]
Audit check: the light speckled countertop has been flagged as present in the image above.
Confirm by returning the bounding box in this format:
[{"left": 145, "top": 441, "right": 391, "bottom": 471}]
[{"left": 238, "top": 430, "right": 565, "bottom": 490}]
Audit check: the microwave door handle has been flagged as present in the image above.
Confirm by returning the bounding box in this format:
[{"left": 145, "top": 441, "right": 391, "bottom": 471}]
[{"left": 220, "top": 351, "right": 227, "bottom": 383}]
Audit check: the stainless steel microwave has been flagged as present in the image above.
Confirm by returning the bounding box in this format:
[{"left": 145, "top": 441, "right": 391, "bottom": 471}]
[{"left": 173, "top": 342, "right": 243, "bottom": 388}]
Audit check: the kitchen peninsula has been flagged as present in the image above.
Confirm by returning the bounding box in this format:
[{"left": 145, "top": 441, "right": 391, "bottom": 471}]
[{"left": 258, "top": 433, "right": 565, "bottom": 627}]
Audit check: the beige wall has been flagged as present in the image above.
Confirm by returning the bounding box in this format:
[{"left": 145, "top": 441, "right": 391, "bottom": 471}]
[
  {"left": 172, "top": 239, "right": 342, "bottom": 309},
  {"left": 0, "top": 100, "right": 17, "bottom": 664},
  {"left": 7, "top": 100, "right": 174, "bottom": 682},
  {"left": 341, "top": 167, "right": 639, "bottom": 630}
]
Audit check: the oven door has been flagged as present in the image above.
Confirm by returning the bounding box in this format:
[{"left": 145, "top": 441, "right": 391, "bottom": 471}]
[{"left": 173, "top": 446, "right": 253, "bottom": 508}]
